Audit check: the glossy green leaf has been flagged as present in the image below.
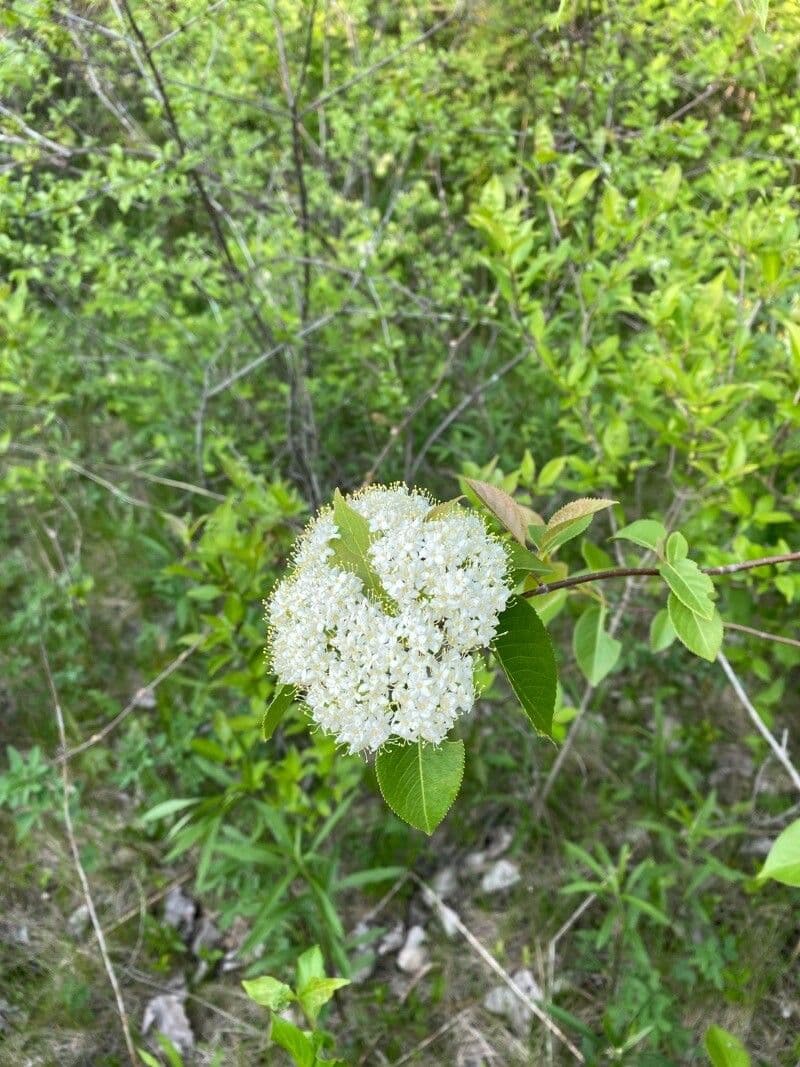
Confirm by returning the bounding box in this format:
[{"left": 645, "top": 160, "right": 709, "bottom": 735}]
[
  {"left": 329, "top": 489, "right": 396, "bottom": 613},
  {"left": 667, "top": 595, "right": 723, "bottom": 661},
  {"left": 659, "top": 558, "right": 715, "bottom": 620},
  {"left": 573, "top": 604, "right": 622, "bottom": 685},
  {"left": 613, "top": 519, "right": 667, "bottom": 552},
  {"left": 704, "top": 1025, "right": 751, "bottom": 1067},
  {"left": 492, "top": 595, "right": 557, "bottom": 735},
  {"left": 262, "top": 683, "right": 297, "bottom": 741},
  {"left": 376, "top": 739, "right": 465, "bottom": 835},
  {"left": 757, "top": 818, "right": 800, "bottom": 887}
]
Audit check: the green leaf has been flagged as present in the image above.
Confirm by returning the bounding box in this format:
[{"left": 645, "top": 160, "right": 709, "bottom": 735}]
[
  {"left": 242, "top": 975, "right": 295, "bottom": 1011},
  {"left": 140, "top": 797, "right": 200, "bottom": 823},
  {"left": 492, "top": 595, "right": 557, "bottom": 735},
  {"left": 749, "top": 0, "right": 768, "bottom": 30},
  {"left": 665, "top": 531, "right": 688, "bottom": 562},
  {"left": 704, "top": 1025, "right": 751, "bottom": 1067},
  {"left": 540, "top": 498, "right": 617, "bottom": 553},
  {"left": 613, "top": 519, "right": 667, "bottom": 552},
  {"left": 137, "top": 1049, "right": 162, "bottom": 1067},
  {"left": 659, "top": 558, "right": 715, "bottom": 620},
  {"left": 536, "top": 515, "right": 593, "bottom": 554},
  {"left": 263, "top": 684, "right": 297, "bottom": 741},
  {"left": 295, "top": 945, "right": 325, "bottom": 991},
  {"left": 573, "top": 605, "right": 622, "bottom": 685},
  {"left": 537, "top": 455, "right": 567, "bottom": 488},
  {"left": 270, "top": 1016, "right": 316, "bottom": 1067},
  {"left": 785, "top": 320, "right": 800, "bottom": 377},
  {"left": 297, "top": 976, "right": 350, "bottom": 1025},
  {"left": 505, "top": 541, "right": 553, "bottom": 583},
  {"left": 649, "top": 608, "right": 676, "bottom": 653},
  {"left": 329, "top": 489, "right": 397, "bottom": 613},
  {"left": 187, "top": 584, "right": 223, "bottom": 601},
  {"left": 376, "top": 739, "right": 465, "bottom": 835},
  {"left": 464, "top": 478, "right": 540, "bottom": 545},
  {"left": 581, "top": 539, "right": 613, "bottom": 571},
  {"left": 756, "top": 818, "right": 800, "bottom": 887},
  {"left": 566, "top": 168, "right": 600, "bottom": 207},
  {"left": 667, "top": 595, "right": 723, "bottom": 661},
  {"left": 155, "top": 1034, "right": 185, "bottom": 1067},
  {"left": 548, "top": 497, "right": 617, "bottom": 528},
  {"left": 424, "top": 498, "right": 463, "bottom": 521}
]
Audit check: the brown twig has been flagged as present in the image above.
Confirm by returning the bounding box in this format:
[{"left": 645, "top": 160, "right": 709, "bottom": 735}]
[
  {"left": 41, "top": 646, "right": 138, "bottom": 1066},
  {"left": 523, "top": 551, "right": 800, "bottom": 598}
]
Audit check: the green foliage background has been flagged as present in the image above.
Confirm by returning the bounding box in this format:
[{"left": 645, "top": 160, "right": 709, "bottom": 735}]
[{"left": 1, "top": 0, "right": 799, "bottom": 1063}]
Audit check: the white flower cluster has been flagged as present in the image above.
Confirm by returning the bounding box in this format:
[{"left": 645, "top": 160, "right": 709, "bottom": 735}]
[{"left": 267, "top": 485, "right": 510, "bottom": 753}]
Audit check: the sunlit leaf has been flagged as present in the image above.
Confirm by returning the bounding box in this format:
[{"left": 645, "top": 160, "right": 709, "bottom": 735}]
[
  {"left": 704, "top": 1025, "right": 751, "bottom": 1067},
  {"left": 757, "top": 818, "right": 800, "bottom": 887}
]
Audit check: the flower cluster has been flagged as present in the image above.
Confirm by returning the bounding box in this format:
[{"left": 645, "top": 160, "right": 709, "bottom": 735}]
[{"left": 267, "top": 485, "right": 510, "bottom": 753}]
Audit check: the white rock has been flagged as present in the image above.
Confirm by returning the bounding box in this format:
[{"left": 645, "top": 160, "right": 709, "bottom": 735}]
[
  {"left": 431, "top": 865, "right": 458, "bottom": 898},
  {"left": 67, "top": 903, "right": 90, "bottom": 938},
  {"left": 163, "top": 886, "right": 197, "bottom": 938},
  {"left": 483, "top": 827, "right": 513, "bottom": 860},
  {"left": 483, "top": 968, "right": 542, "bottom": 1035},
  {"left": 142, "top": 993, "right": 194, "bottom": 1054},
  {"left": 480, "top": 859, "right": 521, "bottom": 894},
  {"left": 378, "top": 920, "right": 406, "bottom": 957},
  {"left": 397, "top": 925, "right": 428, "bottom": 974},
  {"left": 419, "top": 885, "right": 460, "bottom": 939},
  {"left": 433, "top": 901, "right": 460, "bottom": 939}
]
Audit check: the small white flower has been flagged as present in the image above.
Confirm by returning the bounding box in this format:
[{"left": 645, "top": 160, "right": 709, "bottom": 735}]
[{"left": 267, "top": 485, "right": 510, "bottom": 753}]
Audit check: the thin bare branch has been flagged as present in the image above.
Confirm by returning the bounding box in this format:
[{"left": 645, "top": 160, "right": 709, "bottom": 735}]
[
  {"left": 41, "top": 646, "right": 138, "bottom": 1066},
  {"left": 56, "top": 637, "right": 204, "bottom": 762},
  {"left": 407, "top": 348, "right": 529, "bottom": 479},
  {"left": 300, "top": 5, "right": 463, "bottom": 117},
  {"left": 415, "top": 876, "right": 585, "bottom": 1063},
  {"left": 718, "top": 651, "right": 800, "bottom": 794},
  {"left": 725, "top": 621, "right": 800, "bottom": 650},
  {"left": 149, "top": 0, "right": 228, "bottom": 51}
]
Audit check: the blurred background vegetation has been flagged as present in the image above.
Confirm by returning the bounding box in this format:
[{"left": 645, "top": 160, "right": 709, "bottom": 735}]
[{"left": 1, "top": 0, "right": 799, "bottom": 1063}]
